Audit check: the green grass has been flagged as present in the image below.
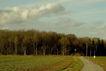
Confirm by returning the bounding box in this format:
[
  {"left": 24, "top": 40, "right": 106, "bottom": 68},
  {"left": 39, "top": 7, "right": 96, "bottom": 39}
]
[
  {"left": 0, "top": 55, "right": 83, "bottom": 71},
  {"left": 39, "top": 56, "right": 74, "bottom": 71},
  {"left": 0, "top": 55, "right": 66, "bottom": 71},
  {"left": 85, "top": 56, "right": 106, "bottom": 70},
  {"left": 0, "top": 55, "right": 78, "bottom": 71},
  {"left": 63, "top": 56, "right": 83, "bottom": 71}
]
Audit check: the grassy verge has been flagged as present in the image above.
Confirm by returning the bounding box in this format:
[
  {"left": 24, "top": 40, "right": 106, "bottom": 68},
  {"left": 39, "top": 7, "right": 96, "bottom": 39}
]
[
  {"left": 63, "top": 56, "right": 83, "bottom": 71},
  {"left": 0, "top": 55, "right": 75, "bottom": 71},
  {"left": 85, "top": 56, "right": 106, "bottom": 70}
]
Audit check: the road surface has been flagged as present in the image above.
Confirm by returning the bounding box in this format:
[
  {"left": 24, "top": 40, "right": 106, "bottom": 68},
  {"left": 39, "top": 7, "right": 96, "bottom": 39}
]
[{"left": 79, "top": 57, "right": 105, "bottom": 71}]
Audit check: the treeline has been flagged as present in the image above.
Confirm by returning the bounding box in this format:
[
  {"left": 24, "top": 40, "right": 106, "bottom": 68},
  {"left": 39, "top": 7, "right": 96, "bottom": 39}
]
[{"left": 0, "top": 30, "right": 106, "bottom": 56}]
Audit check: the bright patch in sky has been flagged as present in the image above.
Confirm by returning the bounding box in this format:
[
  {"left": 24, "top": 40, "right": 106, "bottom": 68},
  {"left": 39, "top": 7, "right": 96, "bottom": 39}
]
[{"left": 0, "top": 0, "right": 106, "bottom": 39}]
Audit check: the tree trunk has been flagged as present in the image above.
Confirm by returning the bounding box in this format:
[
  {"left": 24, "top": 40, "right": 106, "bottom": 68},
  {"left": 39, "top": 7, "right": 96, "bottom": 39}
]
[
  {"left": 49, "top": 47, "right": 50, "bottom": 55},
  {"left": 94, "top": 50, "right": 96, "bottom": 56},
  {"left": 0, "top": 47, "right": 2, "bottom": 55},
  {"left": 65, "top": 47, "right": 66, "bottom": 55},
  {"left": 100, "top": 51, "right": 101, "bottom": 56},
  {"left": 12, "top": 44, "right": 14, "bottom": 54},
  {"left": 36, "top": 47, "right": 37, "bottom": 55},
  {"left": 57, "top": 48, "right": 58, "bottom": 55},
  {"left": 62, "top": 46, "right": 65, "bottom": 55},
  {"left": 36, "top": 42, "right": 37, "bottom": 55},
  {"left": 43, "top": 48, "right": 45, "bottom": 55},
  {"left": 15, "top": 45, "right": 17, "bottom": 55},
  {"left": 9, "top": 43, "right": 12, "bottom": 54},
  {"left": 7, "top": 48, "right": 8, "bottom": 55},
  {"left": 90, "top": 50, "right": 92, "bottom": 56},
  {"left": 33, "top": 43, "right": 35, "bottom": 55},
  {"left": 14, "top": 36, "right": 18, "bottom": 55},
  {"left": 24, "top": 48, "right": 26, "bottom": 55},
  {"left": 51, "top": 48, "right": 52, "bottom": 55}
]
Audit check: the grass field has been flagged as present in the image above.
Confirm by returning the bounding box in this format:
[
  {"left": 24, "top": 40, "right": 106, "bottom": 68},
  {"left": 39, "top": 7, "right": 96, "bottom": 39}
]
[
  {"left": 0, "top": 55, "right": 83, "bottom": 71},
  {"left": 63, "top": 56, "right": 83, "bottom": 71},
  {"left": 85, "top": 56, "right": 106, "bottom": 70},
  {"left": 0, "top": 55, "right": 65, "bottom": 71}
]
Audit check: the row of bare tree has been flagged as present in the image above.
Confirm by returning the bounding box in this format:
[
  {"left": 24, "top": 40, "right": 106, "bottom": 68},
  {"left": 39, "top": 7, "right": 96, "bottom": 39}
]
[{"left": 0, "top": 30, "right": 106, "bottom": 56}]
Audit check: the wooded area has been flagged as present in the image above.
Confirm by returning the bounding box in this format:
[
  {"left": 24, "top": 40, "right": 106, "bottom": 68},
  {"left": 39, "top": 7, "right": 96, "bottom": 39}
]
[{"left": 0, "top": 30, "right": 106, "bottom": 56}]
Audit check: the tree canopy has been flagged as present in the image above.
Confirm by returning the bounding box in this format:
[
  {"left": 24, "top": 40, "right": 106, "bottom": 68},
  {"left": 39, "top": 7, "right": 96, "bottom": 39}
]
[{"left": 0, "top": 30, "right": 106, "bottom": 56}]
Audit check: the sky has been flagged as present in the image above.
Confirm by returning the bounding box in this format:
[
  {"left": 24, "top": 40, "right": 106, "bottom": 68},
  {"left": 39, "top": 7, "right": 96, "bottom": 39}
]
[{"left": 0, "top": 0, "right": 106, "bottom": 39}]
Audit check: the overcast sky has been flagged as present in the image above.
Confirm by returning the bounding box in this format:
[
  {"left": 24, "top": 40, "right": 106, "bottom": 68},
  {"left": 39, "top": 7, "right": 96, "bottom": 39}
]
[{"left": 0, "top": 0, "right": 106, "bottom": 39}]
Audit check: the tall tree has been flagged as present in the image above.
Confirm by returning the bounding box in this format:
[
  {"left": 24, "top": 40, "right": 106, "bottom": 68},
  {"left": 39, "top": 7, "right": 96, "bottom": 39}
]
[
  {"left": 97, "top": 39, "right": 101, "bottom": 56},
  {"left": 22, "top": 35, "right": 28, "bottom": 55},
  {"left": 59, "top": 37, "right": 70, "bottom": 55},
  {"left": 101, "top": 40, "right": 105, "bottom": 56},
  {"left": 41, "top": 32, "right": 48, "bottom": 55},
  {"left": 32, "top": 32, "right": 40, "bottom": 55},
  {"left": 14, "top": 36, "right": 18, "bottom": 55}
]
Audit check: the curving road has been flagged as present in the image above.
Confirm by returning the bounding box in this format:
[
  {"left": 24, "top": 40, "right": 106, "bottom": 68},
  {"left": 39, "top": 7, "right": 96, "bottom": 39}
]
[{"left": 79, "top": 57, "right": 105, "bottom": 71}]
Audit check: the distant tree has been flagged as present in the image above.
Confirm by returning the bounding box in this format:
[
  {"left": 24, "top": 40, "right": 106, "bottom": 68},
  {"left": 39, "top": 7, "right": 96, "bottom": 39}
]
[
  {"left": 47, "top": 32, "right": 59, "bottom": 55},
  {"left": 101, "top": 40, "right": 105, "bottom": 56},
  {"left": 14, "top": 36, "right": 18, "bottom": 55},
  {"left": 0, "top": 38, "right": 4, "bottom": 55},
  {"left": 0, "top": 31, "right": 3, "bottom": 54},
  {"left": 41, "top": 32, "right": 49, "bottom": 55},
  {"left": 8, "top": 36, "right": 14, "bottom": 54},
  {"left": 22, "top": 35, "right": 28, "bottom": 55},
  {"left": 91, "top": 40, "right": 96, "bottom": 56},
  {"left": 59, "top": 37, "right": 70, "bottom": 55},
  {"left": 64, "top": 34, "right": 76, "bottom": 54},
  {"left": 32, "top": 32, "right": 40, "bottom": 55},
  {"left": 0, "top": 29, "right": 106, "bottom": 56},
  {"left": 97, "top": 39, "right": 101, "bottom": 56}
]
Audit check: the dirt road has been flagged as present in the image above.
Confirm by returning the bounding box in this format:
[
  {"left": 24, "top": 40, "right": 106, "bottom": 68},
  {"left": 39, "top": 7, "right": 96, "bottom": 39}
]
[{"left": 79, "top": 57, "right": 105, "bottom": 71}]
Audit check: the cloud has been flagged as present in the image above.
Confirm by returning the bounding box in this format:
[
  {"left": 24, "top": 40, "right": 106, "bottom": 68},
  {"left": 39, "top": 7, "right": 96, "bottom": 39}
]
[
  {"left": 1, "top": 27, "right": 9, "bottom": 30},
  {"left": 57, "top": 0, "right": 73, "bottom": 3},
  {"left": 0, "top": 3, "right": 70, "bottom": 24},
  {"left": 93, "top": 21, "right": 105, "bottom": 28},
  {"left": 61, "top": 0, "right": 105, "bottom": 7},
  {"left": 58, "top": 0, "right": 105, "bottom": 3},
  {"left": 80, "top": 9, "right": 106, "bottom": 16},
  {"left": 99, "top": 26, "right": 106, "bottom": 34},
  {"left": 56, "top": 18, "right": 84, "bottom": 27},
  {"left": 83, "top": 0, "right": 105, "bottom": 4}
]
